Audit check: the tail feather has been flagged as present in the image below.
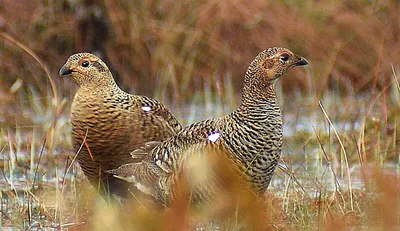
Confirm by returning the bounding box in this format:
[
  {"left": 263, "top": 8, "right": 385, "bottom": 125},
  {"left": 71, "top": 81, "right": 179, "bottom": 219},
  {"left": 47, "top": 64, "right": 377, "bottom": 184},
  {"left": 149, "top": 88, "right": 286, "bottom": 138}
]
[
  {"left": 107, "top": 161, "right": 158, "bottom": 198},
  {"left": 130, "top": 141, "right": 161, "bottom": 160}
]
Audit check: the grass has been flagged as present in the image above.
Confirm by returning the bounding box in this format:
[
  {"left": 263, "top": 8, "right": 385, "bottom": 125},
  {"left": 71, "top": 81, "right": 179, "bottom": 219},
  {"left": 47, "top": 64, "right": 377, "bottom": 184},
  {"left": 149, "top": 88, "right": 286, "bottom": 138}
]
[
  {"left": 1, "top": 0, "right": 400, "bottom": 96},
  {"left": 0, "top": 0, "right": 400, "bottom": 230},
  {"left": 0, "top": 67, "right": 399, "bottom": 230}
]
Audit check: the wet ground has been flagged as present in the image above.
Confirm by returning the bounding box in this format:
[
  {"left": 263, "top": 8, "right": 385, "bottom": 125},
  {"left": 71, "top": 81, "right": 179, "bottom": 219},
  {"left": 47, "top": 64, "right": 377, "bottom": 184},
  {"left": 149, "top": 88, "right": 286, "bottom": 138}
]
[{"left": 0, "top": 93, "right": 399, "bottom": 229}]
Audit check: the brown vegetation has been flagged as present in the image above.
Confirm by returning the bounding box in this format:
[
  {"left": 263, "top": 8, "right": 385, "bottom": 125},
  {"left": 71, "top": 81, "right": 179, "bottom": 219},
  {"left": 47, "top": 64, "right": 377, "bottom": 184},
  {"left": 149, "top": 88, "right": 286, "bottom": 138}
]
[
  {"left": 1, "top": 0, "right": 399, "bottom": 97},
  {"left": 0, "top": 0, "right": 399, "bottom": 230}
]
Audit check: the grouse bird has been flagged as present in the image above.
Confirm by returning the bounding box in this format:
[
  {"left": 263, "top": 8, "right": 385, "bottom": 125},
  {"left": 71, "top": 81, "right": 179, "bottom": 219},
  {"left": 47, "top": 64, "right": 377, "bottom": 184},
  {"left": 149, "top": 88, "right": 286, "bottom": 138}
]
[
  {"left": 108, "top": 47, "right": 308, "bottom": 204},
  {"left": 59, "top": 53, "right": 182, "bottom": 198}
]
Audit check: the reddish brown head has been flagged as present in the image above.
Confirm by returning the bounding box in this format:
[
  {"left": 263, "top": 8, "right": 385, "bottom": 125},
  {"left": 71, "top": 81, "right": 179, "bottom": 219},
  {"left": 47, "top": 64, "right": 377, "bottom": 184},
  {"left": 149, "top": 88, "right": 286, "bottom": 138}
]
[{"left": 245, "top": 47, "right": 308, "bottom": 82}]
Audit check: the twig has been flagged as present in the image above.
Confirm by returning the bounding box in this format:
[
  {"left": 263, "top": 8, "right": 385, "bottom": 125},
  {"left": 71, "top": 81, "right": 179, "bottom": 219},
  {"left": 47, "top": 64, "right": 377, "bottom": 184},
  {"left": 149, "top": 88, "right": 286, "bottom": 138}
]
[
  {"left": 31, "top": 136, "right": 47, "bottom": 192},
  {"left": 61, "top": 129, "right": 88, "bottom": 194},
  {"left": 319, "top": 101, "right": 354, "bottom": 211},
  {"left": 0, "top": 31, "right": 58, "bottom": 105}
]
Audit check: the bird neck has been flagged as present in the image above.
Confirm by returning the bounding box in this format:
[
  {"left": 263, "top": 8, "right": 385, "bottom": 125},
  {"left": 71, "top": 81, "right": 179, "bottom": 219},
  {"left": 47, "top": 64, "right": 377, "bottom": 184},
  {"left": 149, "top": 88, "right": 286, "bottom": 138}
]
[
  {"left": 79, "top": 73, "right": 121, "bottom": 93},
  {"left": 226, "top": 78, "right": 282, "bottom": 194},
  {"left": 229, "top": 79, "right": 282, "bottom": 131},
  {"left": 239, "top": 78, "right": 278, "bottom": 109}
]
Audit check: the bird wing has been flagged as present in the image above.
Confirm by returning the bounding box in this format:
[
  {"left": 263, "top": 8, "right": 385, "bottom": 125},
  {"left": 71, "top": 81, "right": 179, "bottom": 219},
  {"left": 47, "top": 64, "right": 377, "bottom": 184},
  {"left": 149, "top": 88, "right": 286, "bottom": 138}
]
[
  {"left": 139, "top": 96, "right": 183, "bottom": 134},
  {"left": 130, "top": 141, "right": 161, "bottom": 160},
  {"left": 107, "top": 140, "right": 171, "bottom": 198},
  {"left": 106, "top": 158, "right": 163, "bottom": 197},
  {"left": 109, "top": 118, "right": 225, "bottom": 200}
]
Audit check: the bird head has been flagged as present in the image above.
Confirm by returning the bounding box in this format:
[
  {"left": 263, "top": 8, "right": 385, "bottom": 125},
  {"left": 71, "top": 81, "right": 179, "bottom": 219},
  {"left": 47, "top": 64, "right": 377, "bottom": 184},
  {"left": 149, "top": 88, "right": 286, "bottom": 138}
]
[
  {"left": 59, "top": 53, "right": 112, "bottom": 87},
  {"left": 245, "top": 47, "right": 308, "bottom": 82}
]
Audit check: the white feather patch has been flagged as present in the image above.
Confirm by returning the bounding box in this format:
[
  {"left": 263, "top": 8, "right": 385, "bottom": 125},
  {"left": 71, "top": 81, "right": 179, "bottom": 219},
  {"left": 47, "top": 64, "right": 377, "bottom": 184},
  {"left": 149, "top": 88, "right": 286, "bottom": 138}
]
[
  {"left": 113, "top": 175, "right": 155, "bottom": 196},
  {"left": 208, "top": 132, "right": 220, "bottom": 142},
  {"left": 135, "top": 182, "right": 156, "bottom": 197},
  {"left": 113, "top": 174, "right": 136, "bottom": 183},
  {"left": 141, "top": 106, "right": 151, "bottom": 112}
]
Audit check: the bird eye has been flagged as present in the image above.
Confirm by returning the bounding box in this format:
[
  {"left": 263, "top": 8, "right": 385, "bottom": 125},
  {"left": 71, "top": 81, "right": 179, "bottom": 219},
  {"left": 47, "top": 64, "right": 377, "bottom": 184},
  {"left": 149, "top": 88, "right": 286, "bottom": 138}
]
[
  {"left": 81, "top": 61, "right": 90, "bottom": 67},
  {"left": 280, "top": 53, "right": 290, "bottom": 62}
]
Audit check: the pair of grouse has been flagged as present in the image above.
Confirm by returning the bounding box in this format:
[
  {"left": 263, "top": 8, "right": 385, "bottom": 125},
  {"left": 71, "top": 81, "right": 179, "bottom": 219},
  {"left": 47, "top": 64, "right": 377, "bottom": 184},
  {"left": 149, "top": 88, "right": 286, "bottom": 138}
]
[{"left": 59, "top": 48, "right": 308, "bottom": 204}]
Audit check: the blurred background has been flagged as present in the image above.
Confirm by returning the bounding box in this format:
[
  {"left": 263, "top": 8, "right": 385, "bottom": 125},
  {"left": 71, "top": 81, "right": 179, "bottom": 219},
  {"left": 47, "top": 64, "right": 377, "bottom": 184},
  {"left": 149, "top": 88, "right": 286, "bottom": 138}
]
[
  {"left": 0, "top": 0, "right": 399, "bottom": 229},
  {"left": 1, "top": 0, "right": 399, "bottom": 99}
]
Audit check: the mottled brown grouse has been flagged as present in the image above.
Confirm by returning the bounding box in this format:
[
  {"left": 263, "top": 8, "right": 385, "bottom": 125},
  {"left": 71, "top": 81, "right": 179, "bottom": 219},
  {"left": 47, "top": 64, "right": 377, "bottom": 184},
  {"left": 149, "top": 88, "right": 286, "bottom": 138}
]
[
  {"left": 108, "top": 47, "right": 308, "bottom": 204},
  {"left": 59, "top": 53, "right": 182, "bottom": 198}
]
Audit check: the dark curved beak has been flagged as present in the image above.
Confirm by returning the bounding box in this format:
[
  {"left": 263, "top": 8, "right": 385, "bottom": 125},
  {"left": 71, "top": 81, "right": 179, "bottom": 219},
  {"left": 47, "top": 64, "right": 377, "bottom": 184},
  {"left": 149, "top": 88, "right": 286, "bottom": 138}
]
[
  {"left": 296, "top": 56, "right": 309, "bottom": 66},
  {"left": 59, "top": 66, "right": 73, "bottom": 76}
]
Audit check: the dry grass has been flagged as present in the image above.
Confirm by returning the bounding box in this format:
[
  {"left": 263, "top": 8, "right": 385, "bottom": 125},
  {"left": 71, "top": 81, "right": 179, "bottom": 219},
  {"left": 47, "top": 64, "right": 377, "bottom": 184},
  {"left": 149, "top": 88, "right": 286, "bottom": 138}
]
[
  {"left": 0, "top": 67, "right": 398, "bottom": 230},
  {"left": 1, "top": 0, "right": 399, "bottom": 96},
  {"left": 0, "top": 0, "right": 400, "bottom": 230}
]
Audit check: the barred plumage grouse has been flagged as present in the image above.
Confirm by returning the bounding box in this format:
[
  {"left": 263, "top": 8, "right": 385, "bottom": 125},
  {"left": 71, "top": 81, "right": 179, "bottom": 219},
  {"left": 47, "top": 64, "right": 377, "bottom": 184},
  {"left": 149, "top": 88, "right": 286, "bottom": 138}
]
[
  {"left": 108, "top": 47, "right": 308, "bottom": 204},
  {"left": 59, "top": 53, "right": 182, "bottom": 198}
]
